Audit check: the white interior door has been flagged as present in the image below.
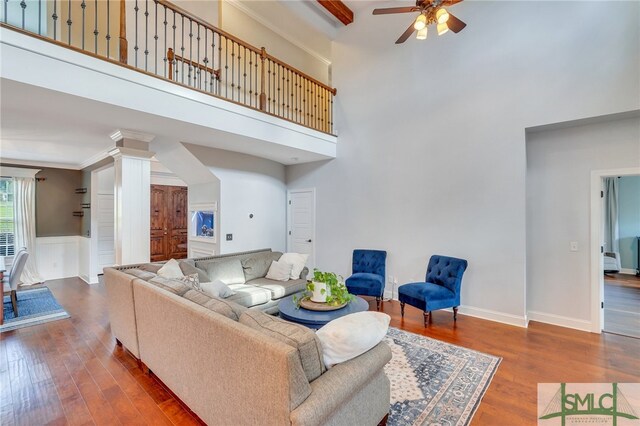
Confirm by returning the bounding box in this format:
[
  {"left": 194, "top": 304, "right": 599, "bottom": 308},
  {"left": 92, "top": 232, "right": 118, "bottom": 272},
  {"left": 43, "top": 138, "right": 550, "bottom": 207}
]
[
  {"left": 287, "top": 189, "right": 315, "bottom": 270},
  {"left": 97, "top": 193, "right": 115, "bottom": 270}
]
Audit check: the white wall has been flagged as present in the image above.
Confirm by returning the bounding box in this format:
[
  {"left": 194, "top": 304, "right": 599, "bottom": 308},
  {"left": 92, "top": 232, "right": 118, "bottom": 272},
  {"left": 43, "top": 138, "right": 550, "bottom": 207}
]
[
  {"left": 286, "top": 1, "right": 640, "bottom": 326},
  {"left": 185, "top": 144, "right": 287, "bottom": 254},
  {"left": 526, "top": 116, "right": 640, "bottom": 330}
]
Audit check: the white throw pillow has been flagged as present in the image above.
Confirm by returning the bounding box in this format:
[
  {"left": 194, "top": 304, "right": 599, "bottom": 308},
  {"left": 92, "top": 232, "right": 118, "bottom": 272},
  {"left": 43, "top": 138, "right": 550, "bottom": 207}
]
[
  {"left": 316, "top": 312, "right": 390, "bottom": 367},
  {"left": 279, "top": 253, "right": 309, "bottom": 279},
  {"left": 265, "top": 260, "right": 293, "bottom": 282},
  {"left": 200, "top": 279, "right": 236, "bottom": 298},
  {"left": 157, "top": 259, "right": 184, "bottom": 279}
]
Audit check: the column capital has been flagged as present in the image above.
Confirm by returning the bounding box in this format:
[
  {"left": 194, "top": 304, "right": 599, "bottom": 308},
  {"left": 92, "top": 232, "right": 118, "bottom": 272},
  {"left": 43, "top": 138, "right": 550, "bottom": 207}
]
[
  {"left": 109, "top": 129, "right": 155, "bottom": 144},
  {"left": 108, "top": 146, "right": 155, "bottom": 160}
]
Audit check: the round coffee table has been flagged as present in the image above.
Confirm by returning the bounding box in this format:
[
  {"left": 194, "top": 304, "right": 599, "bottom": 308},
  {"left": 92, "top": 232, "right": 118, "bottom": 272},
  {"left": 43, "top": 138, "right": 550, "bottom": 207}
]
[{"left": 278, "top": 293, "right": 369, "bottom": 329}]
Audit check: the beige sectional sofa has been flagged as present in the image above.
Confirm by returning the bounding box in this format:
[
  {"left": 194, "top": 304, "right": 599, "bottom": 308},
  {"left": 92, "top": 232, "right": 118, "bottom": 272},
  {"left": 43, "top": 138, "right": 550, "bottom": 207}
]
[{"left": 104, "top": 248, "right": 392, "bottom": 426}]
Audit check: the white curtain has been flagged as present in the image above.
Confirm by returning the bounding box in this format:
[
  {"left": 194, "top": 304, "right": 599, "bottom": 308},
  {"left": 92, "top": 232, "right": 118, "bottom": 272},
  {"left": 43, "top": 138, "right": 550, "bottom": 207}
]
[
  {"left": 603, "top": 177, "right": 620, "bottom": 254},
  {"left": 13, "top": 177, "right": 42, "bottom": 285}
]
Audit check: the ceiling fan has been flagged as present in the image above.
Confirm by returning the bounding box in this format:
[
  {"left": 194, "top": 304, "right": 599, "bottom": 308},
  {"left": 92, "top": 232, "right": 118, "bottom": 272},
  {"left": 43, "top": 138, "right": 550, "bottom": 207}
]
[{"left": 373, "top": 0, "right": 467, "bottom": 44}]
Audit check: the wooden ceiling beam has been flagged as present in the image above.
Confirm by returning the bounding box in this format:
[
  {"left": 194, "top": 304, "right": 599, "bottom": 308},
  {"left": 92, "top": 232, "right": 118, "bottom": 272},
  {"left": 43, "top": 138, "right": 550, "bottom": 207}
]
[{"left": 316, "top": 0, "right": 354, "bottom": 25}]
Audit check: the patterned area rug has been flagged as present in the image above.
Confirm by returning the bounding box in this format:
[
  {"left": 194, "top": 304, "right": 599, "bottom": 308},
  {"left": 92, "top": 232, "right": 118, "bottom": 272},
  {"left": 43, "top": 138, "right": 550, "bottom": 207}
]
[
  {"left": 384, "top": 327, "right": 501, "bottom": 426},
  {"left": 1, "top": 287, "right": 69, "bottom": 332}
]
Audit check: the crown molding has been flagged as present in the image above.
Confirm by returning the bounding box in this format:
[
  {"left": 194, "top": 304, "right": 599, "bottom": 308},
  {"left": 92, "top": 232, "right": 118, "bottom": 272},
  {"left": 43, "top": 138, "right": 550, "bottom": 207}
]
[
  {"left": 109, "top": 129, "right": 156, "bottom": 143},
  {"left": 0, "top": 158, "right": 79, "bottom": 170},
  {"left": 0, "top": 165, "right": 41, "bottom": 178},
  {"left": 78, "top": 148, "right": 113, "bottom": 170},
  {"left": 224, "top": 0, "right": 332, "bottom": 67},
  {"left": 108, "top": 147, "right": 156, "bottom": 160}
]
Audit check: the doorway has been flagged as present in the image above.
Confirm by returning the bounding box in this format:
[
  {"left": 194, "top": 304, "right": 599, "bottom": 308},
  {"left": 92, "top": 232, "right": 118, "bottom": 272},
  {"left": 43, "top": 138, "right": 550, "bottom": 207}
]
[
  {"left": 150, "top": 185, "right": 188, "bottom": 261},
  {"left": 590, "top": 168, "right": 640, "bottom": 337},
  {"left": 90, "top": 165, "right": 115, "bottom": 282},
  {"left": 287, "top": 188, "right": 316, "bottom": 270}
]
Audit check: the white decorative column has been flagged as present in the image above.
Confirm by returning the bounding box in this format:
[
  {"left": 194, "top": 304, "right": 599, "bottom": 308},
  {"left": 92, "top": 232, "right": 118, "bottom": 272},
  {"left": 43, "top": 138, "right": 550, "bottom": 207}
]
[{"left": 109, "top": 130, "right": 155, "bottom": 265}]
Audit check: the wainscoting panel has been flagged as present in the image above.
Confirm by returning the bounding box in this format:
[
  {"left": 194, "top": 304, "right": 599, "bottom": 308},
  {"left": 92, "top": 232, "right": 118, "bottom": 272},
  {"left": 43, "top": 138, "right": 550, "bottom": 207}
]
[{"left": 36, "top": 236, "right": 80, "bottom": 281}]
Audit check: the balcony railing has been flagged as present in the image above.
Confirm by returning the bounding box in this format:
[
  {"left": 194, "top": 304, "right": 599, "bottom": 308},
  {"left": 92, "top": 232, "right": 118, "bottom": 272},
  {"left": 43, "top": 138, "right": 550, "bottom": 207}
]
[{"left": 1, "top": 0, "right": 336, "bottom": 134}]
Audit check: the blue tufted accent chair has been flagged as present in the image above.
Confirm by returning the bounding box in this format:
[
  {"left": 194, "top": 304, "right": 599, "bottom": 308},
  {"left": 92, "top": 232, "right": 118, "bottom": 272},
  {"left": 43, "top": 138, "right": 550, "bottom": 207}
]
[
  {"left": 345, "top": 249, "right": 387, "bottom": 310},
  {"left": 398, "top": 255, "right": 468, "bottom": 326}
]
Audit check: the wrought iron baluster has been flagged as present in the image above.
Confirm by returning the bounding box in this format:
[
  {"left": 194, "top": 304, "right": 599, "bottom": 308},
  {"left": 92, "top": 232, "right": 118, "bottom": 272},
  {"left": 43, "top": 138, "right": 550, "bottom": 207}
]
[
  {"left": 231, "top": 41, "right": 235, "bottom": 100},
  {"left": 203, "top": 27, "right": 208, "bottom": 92},
  {"left": 81, "top": 0, "right": 86, "bottom": 49},
  {"left": 210, "top": 30, "right": 215, "bottom": 93},
  {"left": 134, "top": 0, "right": 139, "bottom": 67},
  {"left": 188, "top": 18, "right": 192, "bottom": 86},
  {"left": 38, "top": 0, "right": 41, "bottom": 34},
  {"left": 4, "top": 0, "right": 7, "bottom": 24},
  {"left": 180, "top": 15, "right": 185, "bottom": 83},
  {"left": 154, "top": 0, "right": 158, "bottom": 75},
  {"left": 196, "top": 24, "right": 200, "bottom": 89},
  {"left": 52, "top": 0, "right": 58, "bottom": 40},
  {"left": 163, "top": 5, "right": 167, "bottom": 77},
  {"left": 172, "top": 11, "right": 176, "bottom": 80},
  {"left": 106, "top": 0, "right": 111, "bottom": 57},
  {"left": 67, "top": 0, "right": 72, "bottom": 45},
  {"left": 277, "top": 65, "right": 281, "bottom": 116},
  {"left": 144, "top": 0, "right": 148, "bottom": 71},
  {"left": 243, "top": 47, "right": 247, "bottom": 105},
  {"left": 93, "top": 0, "right": 97, "bottom": 52},
  {"left": 20, "top": 0, "right": 26, "bottom": 29},
  {"left": 238, "top": 45, "right": 243, "bottom": 103},
  {"left": 224, "top": 38, "right": 229, "bottom": 98}
]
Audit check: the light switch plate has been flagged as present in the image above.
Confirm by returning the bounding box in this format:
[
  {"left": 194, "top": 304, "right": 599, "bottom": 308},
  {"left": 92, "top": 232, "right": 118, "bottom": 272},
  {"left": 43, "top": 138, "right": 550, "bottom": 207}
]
[
  {"left": 570, "top": 242, "right": 578, "bottom": 252},
  {"left": 226, "top": 234, "right": 233, "bottom": 241}
]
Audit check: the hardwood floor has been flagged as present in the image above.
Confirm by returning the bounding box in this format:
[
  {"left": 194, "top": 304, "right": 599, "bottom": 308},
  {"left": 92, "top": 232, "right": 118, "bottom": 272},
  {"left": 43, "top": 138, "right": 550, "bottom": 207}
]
[
  {"left": 2, "top": 278, "right": 639, "bottom": 425},
  {"left": 604, "top": 273, "right": 640, "bottom": 339}
]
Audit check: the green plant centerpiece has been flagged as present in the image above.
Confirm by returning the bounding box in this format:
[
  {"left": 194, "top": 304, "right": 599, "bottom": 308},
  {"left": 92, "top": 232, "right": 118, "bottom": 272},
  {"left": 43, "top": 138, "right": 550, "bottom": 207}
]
[{"left": 293, "top": 269, "right": 355, "bottom": 309}]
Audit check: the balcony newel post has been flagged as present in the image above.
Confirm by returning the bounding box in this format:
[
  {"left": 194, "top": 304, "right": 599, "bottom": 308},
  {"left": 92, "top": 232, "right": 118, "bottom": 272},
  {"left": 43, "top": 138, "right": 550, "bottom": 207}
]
[
  {"left": 119, "top": 0, "right": 127, "bottom": 63},
  {"left": 259, "top": 46, "right": 267, "bottom": 111}
]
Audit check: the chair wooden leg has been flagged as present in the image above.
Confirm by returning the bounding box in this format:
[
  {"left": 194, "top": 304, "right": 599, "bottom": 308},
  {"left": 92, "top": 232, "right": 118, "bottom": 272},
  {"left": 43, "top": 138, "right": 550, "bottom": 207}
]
[
  {"left": 376, "top": 297, "right": 381, "bottom": 311},
  {"left": 423, "top": 311, "right": 430, "bottom": 327},
  {"left": 377, "top": 413, "right": 389, "bottom": 426},
  {"left": 453, "top": 306, "right": 459, "bottom": 322},
  {"left": 115, "top": 338, "right": 123, "bottom": 347},
  {"left": 400, "top": 302, "right": 405, "bottom": 318},
  {"left": 10, "top": 290, "right": 18, "bottom": 316}
]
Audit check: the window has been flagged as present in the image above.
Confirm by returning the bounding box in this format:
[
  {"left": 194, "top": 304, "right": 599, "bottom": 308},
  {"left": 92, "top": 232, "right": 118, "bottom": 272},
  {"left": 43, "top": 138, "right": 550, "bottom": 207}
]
[{"left": 0, "top": 178, "right": 15, "bottom": 256}]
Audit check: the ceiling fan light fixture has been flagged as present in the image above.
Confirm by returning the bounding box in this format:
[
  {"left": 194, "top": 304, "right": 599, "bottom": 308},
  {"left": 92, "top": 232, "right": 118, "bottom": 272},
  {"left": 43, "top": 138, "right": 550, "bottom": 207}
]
[
  {"left": 436, "top": 8, "right": 449, "bottom": 24},
  {"left": 416, "top": 27, "right": 428, "bottom": 40},
  {"left": 413, "top": 13, "right": 427, "bottom": 30},
  {"left": 437, "top": 22, "right": 449, "bottom": 35}
]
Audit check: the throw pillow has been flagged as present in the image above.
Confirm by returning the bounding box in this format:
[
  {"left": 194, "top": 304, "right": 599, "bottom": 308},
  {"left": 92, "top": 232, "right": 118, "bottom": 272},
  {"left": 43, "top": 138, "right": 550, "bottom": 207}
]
[
  {"left": 265, "top": 260, "right": 293, "bottom": 282},
  {"left": 241, "top": 252, "right": 282, "bottom": 281},
  {"left": 157, "top": 259, "right": 184, "bottom": 279},
  {"left": 199, "top": 279, "right": 236, "bottom": 298},
  {"left": 205, "top": 258, "right": 246, "bottom": 285},
  {"left": 179, "top": 261, "right": 209, "bottom": 283},
  {"left": 239, "top": 310, "right": 326, "bottom": 382},
  {"left": 279, "top": 253, "right": 309, "bottom": 280},
  {"left": 316, "top": 311, "right": 390, "bottom": 367},
  {"left": 179, "top": 273, "right": 201, "bottom": 291},
  {"left": 138, "top": 263, "right": 162, "bottom": 274}
]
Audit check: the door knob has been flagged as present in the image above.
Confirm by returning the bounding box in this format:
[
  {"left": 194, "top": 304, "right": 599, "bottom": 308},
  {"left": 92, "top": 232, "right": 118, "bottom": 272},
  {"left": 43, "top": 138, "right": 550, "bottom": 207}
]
[
  {"left": 164, "top": 232, "right": 167, "bottom": 235},
  {"left": 307, "top": 239, "right": 312, "bottom": 243}
]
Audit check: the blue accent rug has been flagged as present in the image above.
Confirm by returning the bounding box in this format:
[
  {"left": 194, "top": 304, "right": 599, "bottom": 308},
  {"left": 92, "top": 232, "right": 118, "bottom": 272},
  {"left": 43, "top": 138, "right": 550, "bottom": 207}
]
[
  {"left": 1, "top": 287, "right": 70, "bottom": 332},
  {"left": 385, "top": 327, "right": 501, "bottom": 426}
]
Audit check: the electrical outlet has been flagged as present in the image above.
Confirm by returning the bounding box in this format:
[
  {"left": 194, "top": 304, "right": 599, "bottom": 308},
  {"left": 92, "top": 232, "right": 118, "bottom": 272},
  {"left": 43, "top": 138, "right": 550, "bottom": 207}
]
[
  {"left": 226, "top": 234, "right": 233, "bottom": 241},
  {"left": 570, "top": 242, "right": 578, "bottom": 252}
]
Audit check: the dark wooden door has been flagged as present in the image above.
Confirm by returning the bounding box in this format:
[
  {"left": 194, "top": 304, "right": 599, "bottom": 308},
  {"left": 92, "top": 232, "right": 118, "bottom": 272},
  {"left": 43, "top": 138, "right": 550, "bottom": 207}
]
[{"left": 150, "top": 185, "right": 188, "bottom": 261}]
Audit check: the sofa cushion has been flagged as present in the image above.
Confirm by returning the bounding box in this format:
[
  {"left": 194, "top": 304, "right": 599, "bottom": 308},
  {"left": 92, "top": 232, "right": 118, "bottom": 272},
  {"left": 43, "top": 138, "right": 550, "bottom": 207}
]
[
  {"left": 139, "top": 263, "right": 163, "bottom": 274},
  {"left": 248, "top": 278, "right": 307, "bottom": 300},
  {"left": 182, "top": 289, "right": 246, "bottom": 321},
  {"left": 179, "top": 261, "right": 209, "bottom": 283},
  {"left": 148, "top": 275, "right": 192, "bottom": 297},
  {"left": 239, "top": 310, "right": 326, "bottom": 382},
  {"left": 202, "top": 258, "right": 246, "bottom": 285},
  {"left": 279, "top": 253, "right": 309, "bottom": 280},
  {"left": 226, "top": 284, "right": 272, "bottom": 307},
  {"left": 241, "top": 251, "right": 282, "bottom": 281},
  {"left": 265, "top": 260, "right": 293, "bottom": 282},
  {"left": 124, "top": 268, "right": 157, "bottom": 281},
  {"left": 158, "top": 259, "right": 184, "bottom": 279},
  {"left": 200, "top": 279, "right": 236, "bottom": 299}
]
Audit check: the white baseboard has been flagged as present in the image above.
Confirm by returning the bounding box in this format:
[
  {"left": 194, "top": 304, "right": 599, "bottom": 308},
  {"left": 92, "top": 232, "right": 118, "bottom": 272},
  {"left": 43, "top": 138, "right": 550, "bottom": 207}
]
[
  {"left": 457, "top": 305, "right": 529, "bottom": 328},
  {"left": 620, "top": 268, "right": 638, "bottom": 275},
  {"left": 527, "top": 310, "right": 592, "bottom": 332}
]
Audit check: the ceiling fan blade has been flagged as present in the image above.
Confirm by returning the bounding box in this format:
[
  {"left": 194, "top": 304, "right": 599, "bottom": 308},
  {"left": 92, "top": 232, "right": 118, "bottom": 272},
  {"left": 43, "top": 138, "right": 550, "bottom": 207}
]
[
  {"left": 373, "top": 6, "right": 418, "bottom": 15},
  {"left": 442, "top": 0, "right": 464, "bottom": 5},
  {"left": 395, "top": 22, "right": 416, "bottom": 44},
  {"left": 447, "top": 13, "right": 467, "bottom": 33}
]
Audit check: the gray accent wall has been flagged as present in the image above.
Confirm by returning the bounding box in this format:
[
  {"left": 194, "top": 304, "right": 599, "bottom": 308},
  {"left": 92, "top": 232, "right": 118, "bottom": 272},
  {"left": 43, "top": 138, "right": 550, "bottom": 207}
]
[
  {"left": 1, "top": 163, "right": 83, "bottom": 237},
  {"left": 618, "top": 176, "right": 640, "bottom": 270}
]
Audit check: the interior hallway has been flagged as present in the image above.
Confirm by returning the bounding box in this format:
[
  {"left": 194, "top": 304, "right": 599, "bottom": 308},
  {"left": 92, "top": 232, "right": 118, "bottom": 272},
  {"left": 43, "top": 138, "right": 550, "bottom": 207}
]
[{"left": 604, "top": 273, "right": 640, "bottom": 339}]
